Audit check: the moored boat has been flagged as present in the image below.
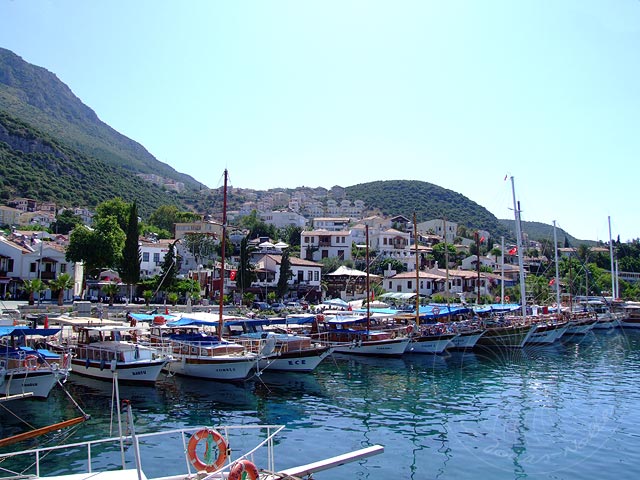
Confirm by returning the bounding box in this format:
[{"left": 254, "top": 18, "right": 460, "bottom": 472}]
[
  {"left": 619, "top": 302, "right": 640, "bottom": 328},
  {"left": 225, "top": 317, "right": 333, "bottom": 372},
  {"left": 68, "top": 324, "right": 168, "bottom": 385},
  {"left": 475, "top": 320, "right": 536, "bottom": 348}
]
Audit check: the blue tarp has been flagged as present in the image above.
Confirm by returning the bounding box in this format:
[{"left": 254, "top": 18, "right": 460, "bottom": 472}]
[
  {"left": 474, "top": 303, "right": 521, "bottom": 313},
  {"left": 166, "top": 317, "right": 218, "bottom": 327}
]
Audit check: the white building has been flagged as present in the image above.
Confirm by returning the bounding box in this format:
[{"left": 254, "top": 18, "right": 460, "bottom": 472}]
[
  {"left": 417, "top": 219, "right": 458, "bottom": 243},
  {"left": 300, "top": 229, "right": 353, "bottom": 262},
  {"left": 260, "top": 210, "right": 307, "bottom": 229}
]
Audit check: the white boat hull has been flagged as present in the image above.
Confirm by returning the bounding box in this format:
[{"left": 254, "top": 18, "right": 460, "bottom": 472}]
[
  {"left": 405, "top": 334, "right": 456, "bottom": 354},
  {"left": 259, "top": 346, "right": 333, "bottom": 372},
  {"left": 332, "top": 337, "right": 410, "bottom": 356},
  {"left": 71, "top": 358, "right": 166, "bottom": 384},
  {"left": 526, "top": 324, "right": 568, "bottom": 344},
  {"left": 3, "top": 369, "right": 59, "bottom": 398},
  {"left": 449, "top": 330, "right": 485, "bottom": 350},
  {"left": 165, "top": 354, "right": 258, "bottom": 381}
]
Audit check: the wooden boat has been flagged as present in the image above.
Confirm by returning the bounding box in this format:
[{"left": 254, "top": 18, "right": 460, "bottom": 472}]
[
  {"left": 448, "top": 321, "right": 485, "bottom": 350},
  {"left": 525, "top": 319, "right": 568, "bottom": 345},
  {"left": 563, "top": 312, "right": 598, "bottom": 335}
]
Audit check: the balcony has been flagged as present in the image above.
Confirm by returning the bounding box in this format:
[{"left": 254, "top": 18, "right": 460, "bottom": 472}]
[{"left": 40, "top": 271, "right": 56, "bottom": 280}]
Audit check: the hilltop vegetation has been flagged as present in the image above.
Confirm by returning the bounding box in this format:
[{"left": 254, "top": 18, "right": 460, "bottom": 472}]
[{"left": 0, "top": 111, "right": 186, "bottom": 217}]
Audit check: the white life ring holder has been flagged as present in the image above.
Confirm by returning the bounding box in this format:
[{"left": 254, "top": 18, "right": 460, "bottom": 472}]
[{"left": 432, "top": 307, "right": 440, "bottom": 315}]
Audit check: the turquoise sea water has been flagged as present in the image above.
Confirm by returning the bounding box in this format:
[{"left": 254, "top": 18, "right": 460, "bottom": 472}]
[{"left": 3, "top": 328, "right": 640, "bottom": 479}]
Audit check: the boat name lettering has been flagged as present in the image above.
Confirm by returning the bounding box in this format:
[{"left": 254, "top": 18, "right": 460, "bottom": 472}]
[
  {"left": 287, "top": 359, "right": 307, "bottom": 365},
  {"left": 132, "top": 370, "right": 147, "bottom": 375}
]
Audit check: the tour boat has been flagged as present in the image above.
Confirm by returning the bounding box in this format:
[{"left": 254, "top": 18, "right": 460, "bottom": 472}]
[
  {"left": 225, "top": 317, "right": 333, "bottom": 372},
  {"left": 68, "top": 324, "right": 168, "bottom": 385}
]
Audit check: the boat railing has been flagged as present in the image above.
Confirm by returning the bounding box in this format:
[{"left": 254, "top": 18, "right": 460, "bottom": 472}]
[{"left": 0, "top": 424, "right": 286, "bottom": 480}]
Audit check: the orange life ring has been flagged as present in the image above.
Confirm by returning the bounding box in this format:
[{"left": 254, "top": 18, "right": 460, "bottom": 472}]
[
  {"left": 228, "top": 459, "right": 259, "bottom": 480},
  {"left": 432, "top": 307, "right": 440, "bottom": 315},
  {"left": 505, "top": 295, "right": 510, "bottom": 302},
  {"left": 316, "top": 314, "right": 325, "bottom": 322},
  {"left": 23, "top": 354, "right": 39, "bottom": 370},
  {"left": 187, "top": 428, "right": 228, "bottom": 472}
]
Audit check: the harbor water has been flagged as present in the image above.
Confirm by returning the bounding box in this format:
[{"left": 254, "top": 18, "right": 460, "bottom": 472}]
[{"left": 2, "top": 328, "right": 640, "bottom": 479}]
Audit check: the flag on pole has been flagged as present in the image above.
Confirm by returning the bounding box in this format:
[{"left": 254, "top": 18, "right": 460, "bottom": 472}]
[
  {"left": 508, "top": 247, "right": 517, "bottom": 255},
  {"left": 549, "top": 278, "right": 556, "bottom": 286}
]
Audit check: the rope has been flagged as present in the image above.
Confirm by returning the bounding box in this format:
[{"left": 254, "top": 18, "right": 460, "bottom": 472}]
[{"left": 0, "top": 402, "right": 36, "bottom": 430}]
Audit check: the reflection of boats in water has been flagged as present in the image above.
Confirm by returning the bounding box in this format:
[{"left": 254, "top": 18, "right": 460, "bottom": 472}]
[{"left": 252, "top": 371, "right": 326, "bottom": 398}]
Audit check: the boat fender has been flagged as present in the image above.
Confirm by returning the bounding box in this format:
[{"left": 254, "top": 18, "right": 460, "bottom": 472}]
[
  {"left": 100, "top": 359, "right": 106, "bottom": 371},
  {"left": 228, "top": 459, "right": 259, "bottom": 480},
  {"left": 187, "top": 428, "right": 228, "bottom": 473},
  {"left": 85, "top": 357, "right": 91, "bottom": 369}
]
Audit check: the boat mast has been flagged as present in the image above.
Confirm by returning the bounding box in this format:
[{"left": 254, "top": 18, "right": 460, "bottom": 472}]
[
  {"left": 218, "top": 169, "right": 228, "bottom": 338},
  {"left": 443, "top": 218, "right": 450, "bottom": 309},
  {"left": 501, "top": 236, "right": 505, "bottom": 304},
  {"left": 553, "top": 220, "right": 561, "bottom": 309},
  {"left": 365, "top": 224, "right": 371, "bottom": 331},
  {"left": 414, "top": 213, "right": 420, "bottom": 327},
  {"left": 510, "top": 177, "right": 527, "bottom": 318},
  {"left": 608, "top": 216, "right": 616, "bottom": 300}
]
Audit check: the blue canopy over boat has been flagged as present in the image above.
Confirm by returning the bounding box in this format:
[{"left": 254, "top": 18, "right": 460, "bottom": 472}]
[
  {"left": 474, "top": 303, "right": 521, "bottom": 313},
  {"left": 166, "top": 317, "right": 218, "bottom": 327},
  {"left": 415, "top": 304, "right": 471, "bottom": 320},
  {"left": 0, "top": 326, "right": 62, "bottom": 337},
  {"left": 128, "top": 313, "right": 179, "bottom": 322}
]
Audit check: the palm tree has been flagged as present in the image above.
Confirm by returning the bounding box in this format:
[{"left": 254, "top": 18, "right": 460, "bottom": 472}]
[
  {"left": 48, "top": 273, "right": 74, "bottom": 306},
  {"left": 23, "top": 279, "right": 46, "bottom": 306},
  {"left": 143, "top": 289, "right": 154, "bottom": 307},
  {"left": 101, "top": 282, "right": 120, "bottom": 306}
]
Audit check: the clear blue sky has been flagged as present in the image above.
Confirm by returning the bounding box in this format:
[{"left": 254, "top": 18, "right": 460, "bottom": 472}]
[{"left": 1, "top": 0, "right": 638, "bottom": 242}]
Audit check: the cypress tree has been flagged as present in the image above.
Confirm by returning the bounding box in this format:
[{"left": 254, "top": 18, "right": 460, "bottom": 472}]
[{"left": 120, "top": 202, "right": 141, "bottom": 302}]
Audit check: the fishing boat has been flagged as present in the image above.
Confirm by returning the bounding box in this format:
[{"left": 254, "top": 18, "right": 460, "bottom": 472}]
[
  {"left": 67, "top": 324, "right": 168, "bottom": 385},
  {"left": 224, "top": 317, "right": 333, "bottom": 373},
  {"left": 1, "top": 326, "right": 71, "bottom": 399}
]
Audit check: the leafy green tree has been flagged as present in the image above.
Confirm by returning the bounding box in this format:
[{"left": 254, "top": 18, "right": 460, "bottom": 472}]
[
  {"left": 276, "top": 249, "right": 292, "bottom": 299},
  {"left": 95, "top": 197, "right": 130, "bottom": 231},
  {"left": 48, "top": 273, "right": 74, "bottom": 306},
  {"left": 370, "top": 258, "right": 406, "bottom": 276},
  {"left": 23, "top": 278, "right": 46, "bottom": 306},
  {"left": 432, "top": 242, "right": 457, "bottom": 268},
  {"left": 51, "top": 210, "right": 83, "bottom": 235},
  {"left": 120, "top": 202, "right": 141, "bottom": 302},
  {"left": 243, "top": 292, "right": 255, "bottom": 306},
  {"left": 148, "top": 205, "right": 184, "bottom": 234}
]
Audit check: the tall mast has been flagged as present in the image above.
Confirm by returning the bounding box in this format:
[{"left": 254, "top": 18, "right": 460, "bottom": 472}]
[
  {"left": 443, "top": 218, "right": 450, "bottom": 309},
  {"left": 365, "top": 224, "right": 371, "bottom": 331},
  {"left": 501, "top": 236, "right": 505, "bottom": 304},
  {"left": 414, "top": 213, "right": 420, "bottom": 327},
  {"left": 218, "top": 169, "right": 228, "bottom": 338},
  {"left": 553, "top": 220, "right": 561, "bottom": 308},
  {"left": 608, "top": 216, "right": 616, "bottom": 300},
  {"left": 510, "top": 177, "right": 526, "bottom": 318},
  {"left": 475, "top": 231, "right": 481, "bottom": 304}
]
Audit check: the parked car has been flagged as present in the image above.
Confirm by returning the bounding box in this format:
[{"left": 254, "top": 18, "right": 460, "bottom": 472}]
[
  {"left": 270, "top": 302, "right": 286, "bottom": 313},
  {"left": 252, "top": 301, "right": 270, "bottom": 311}
]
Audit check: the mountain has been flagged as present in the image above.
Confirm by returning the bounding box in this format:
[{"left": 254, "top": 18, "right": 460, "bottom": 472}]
[
  {"left": 0, "top": 111, "right": 186, "bottom": 218},
  {"left": 0, "top": 47, "right": 202, "bottom": 191},
  {"left": 0, "top": 47, "right": 589, "bottom": 242}
]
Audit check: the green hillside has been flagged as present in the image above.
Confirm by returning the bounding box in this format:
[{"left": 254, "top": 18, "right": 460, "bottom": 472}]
[
  {"left": 0, "top": 47, "right": 202, "bottom": 190},
  {"left": 0, "top": 111, "right": 185, "bottom": 218},
  {"left": 345, "top": 180, "right": 511, "bottom": 240}
]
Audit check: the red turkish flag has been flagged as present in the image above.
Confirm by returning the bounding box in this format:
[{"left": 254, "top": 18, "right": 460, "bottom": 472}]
[
  {"left": 230, "top": 270, "right": 237, "bottom": 281},
  {"left": 508, "top": 247, "right": 517, "bottom": 255}
]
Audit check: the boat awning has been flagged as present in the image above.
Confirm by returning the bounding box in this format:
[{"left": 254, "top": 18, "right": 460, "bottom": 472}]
[
  {"left": 380, "top": 292, "right": 417, "bottom": 301},
  {"left": 325, "top": 315, "right": 368, "bottom": 325},
  {"left": 0, "top": 326, "right": 62, "bottom": 337},
  {"left": 128, "top": 313, "right": 179, "bottom": 322}
]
